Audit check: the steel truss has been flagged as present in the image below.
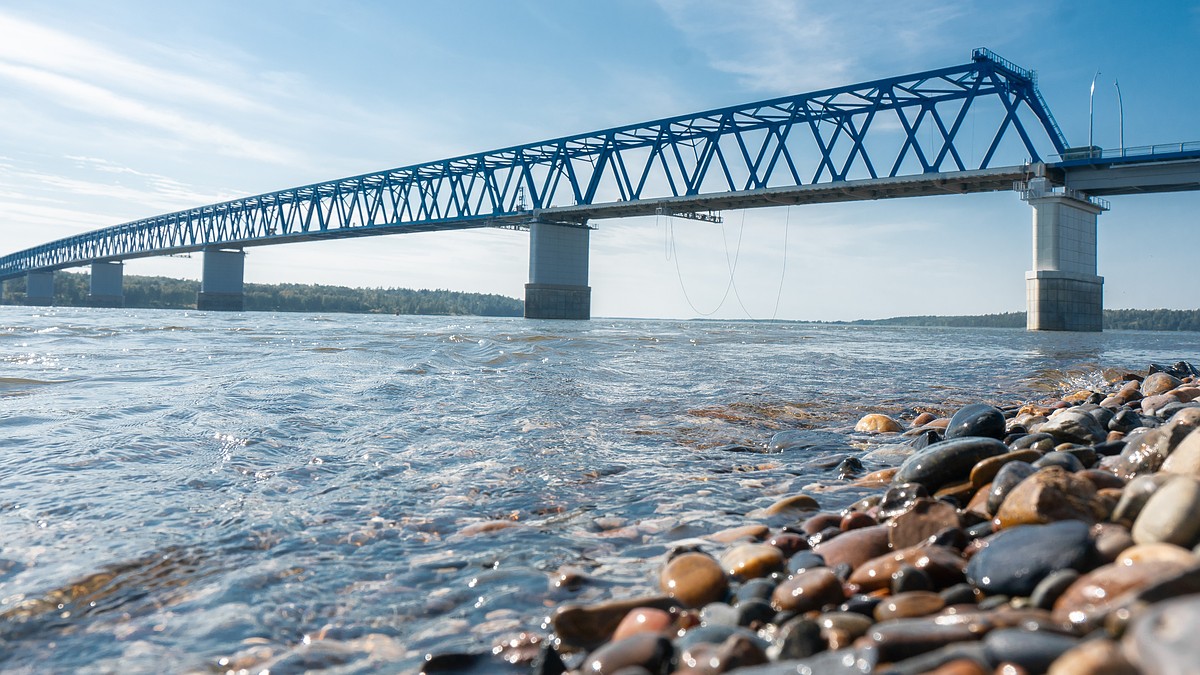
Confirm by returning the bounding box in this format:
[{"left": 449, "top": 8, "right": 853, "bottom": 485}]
[{"left": 0, "top": 48, "right": 1067, "bottom": 280}]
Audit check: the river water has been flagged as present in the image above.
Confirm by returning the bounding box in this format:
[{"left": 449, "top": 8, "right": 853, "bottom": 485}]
[{"left": 0, "top": 307, "right": 1194, "bottom": 673}]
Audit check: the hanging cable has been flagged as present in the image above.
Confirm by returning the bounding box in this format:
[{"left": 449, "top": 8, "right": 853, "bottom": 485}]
[
  {"left": 771, "top": 206, "right": 791, "bottom": 320},
  {"left": 668, "top": 214, "right": 735, "bottom": 317}
]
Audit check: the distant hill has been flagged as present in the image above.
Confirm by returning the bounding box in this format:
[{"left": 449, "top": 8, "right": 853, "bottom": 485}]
[
  {"left": 1, "top": 271, "right": 524, "bottom": 317},
  {"left": 841, "top": 310, "right": 1200, "bottom": 332}
]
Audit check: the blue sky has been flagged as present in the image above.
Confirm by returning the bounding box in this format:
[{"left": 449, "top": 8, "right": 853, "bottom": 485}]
[{"left": 1, "top": 1, "right": 1197, "bottom": 320}]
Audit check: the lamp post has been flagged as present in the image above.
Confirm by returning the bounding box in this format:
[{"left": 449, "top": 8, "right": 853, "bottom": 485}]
[
  {"left": 1115, "top": 79, "right": 1124, "bottom": 157},
  {"left": 1089, "top": 70, "right": 1101, "bottom": 156}
]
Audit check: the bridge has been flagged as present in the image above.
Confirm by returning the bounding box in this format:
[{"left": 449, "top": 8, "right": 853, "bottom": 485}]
[{"left": 2, "top": 48, "right": 1198, "bottom": 330}]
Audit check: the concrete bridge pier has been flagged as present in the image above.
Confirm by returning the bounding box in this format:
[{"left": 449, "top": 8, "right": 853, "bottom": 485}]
[
  {"left": 1023, "top": 180, "right": 1106, "bottom": 331},
  {"left": 89, "top": 261, "right": 124, "bottom": 307},
  {"left": 525, "top": 220, "right": 591, "bottom": 320},
  {"left": 197, "top": 247, "right": 245, "bottom": 311},
  {"left": 25, "top": 271, "right": 55, "bottom": 306}
]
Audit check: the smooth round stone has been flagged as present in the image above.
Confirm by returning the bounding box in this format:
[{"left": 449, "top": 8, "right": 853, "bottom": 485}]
[
  {"left": 888, "top": 498, "right": 962, "bottom": 549},
  {"left": 1110, "top": 473, "right": 1169, "bottom": 526},
  {"left": 1038, "top": 410, "right": 1108, "bottom": 445},
  {"left": 1078, "top": 469, "right": 1124, "bottom": 491},
  {"left": 674, "top": 624, "right": 762, "bottom": 652},
  {"left": 1131, "top": 475, "right": 1200, "bottom": 548},
  {"left": 873, "top": 591, "right": 944, "bottom": 621},
  {"left": 894, "top": 437, "right": 1009, "bottom": 493},
  {"left": 818, "top": 611, "right": 873, "bottom": 640},
  {"left": 1161, "top": 427, "right": 1200, "bottom": 477},
  {"left": 878, "top": 483, "right": 931, "bottom": 519},
  {"left": 735, "top": 598, "right": 775, "bottom": 627},
  {"left": 840, "top": 511, "right": 876, "bottom": 531},
  {"left": 1122, "top": 594, "right": 1200, "bottom": 675},
  {"left": 986, "top": 461, "right": 1037, "bottom": 515},
  {"left": 940, "top": 583, "right": 979, "bottom": 606},
  {"left": 811, "top": 524, "right": 890, "bottom": 570},
  {"left": 837, "top": 594, "right": 881, "bottom": 617},
  {"left": 1048, "top": 638, "right": 1136, "bottom": 675},
  {"left": 734, "top": 578, "right": 777, "bottom": 604},
  {"left": 965, "top": 520, "right": 1092, "bottom": 597},
  {"left": 679, "top": 633, "right": 767, "bottom": 673},
  {"left": 1033, "top": 451, "right": 1085, "bottom": 472},
  {"left": 552, "top": 596, "right": 680, "bottom": 651},
  {"left": 1108, "top": 409, "right": 1143, "bottom": 434},
  {"left": 756, "top": 494, "right": 820, "bottom": 518},
  {"left": 912, "top": 412, "right": 938, "bottom": 428},
  {"left": 699, "top": 602, "right": 738, "bottom": 627},
  {"left": 801, "top": 512, "right": 843, "bottom": 535},
  {"left": 856, "top": 413, "right": 904, "bottom": 433},
  {"left": 660, "top": 552, "right": 729, "bottom": 609},
  {"left": 1142, "top": 371, "right": 1183, "bottom": 397},
  {"left": 863, "top": 617, "right": 985, "bottom": 663},
  {"left": 1116, "top": 542, "right": 1197, "bottom": 567},
  {"left": 1028, "top": 568, "right": 1079, "bottom": 610},
  {"left": 891, "top": 563, "right": 934, "bottom": 594},
  {"left": 770, "top": 616, "right": 823, "bottom": 660},
  {"left": 994, "top": 466, "right": 1103, "bottom": 529},
  {"left": 720, "top": 543, "right": 785, "bottom": 580},
  {"left": 847, "top": 544, "right": 966, "bottom": 592},
  {"left": 1011, "top": 432, "right": 1056, "bottom": 451},
  {"left": 787, "top": 551, "right": 826, "bottom": 575},
  {"left": 770, "top": 567, "right": 845, "bottom": 613},
  {"left": 582, "top": 633, "right": 672, "bottom": 675},
  {"left": 944, "top": 404, "right": 1007, "bottom": 441},
  {"left": 1052, "top": 559, "right": 1192, "bottom": 629},
  {"left": 612, "top": 607, "right": 674, "bottom": 641},
  {"left": 1091, "top": 522, "right": 1135, "bottom": 564},
  {"left": 969, "top": 449, "right": 1042, "bottom": 489},
  {"left": 767, "top": 533, "right": 809, "bottom": 557},
  {"left": 983, "top": 628, "right": 1079, "bottom": 673}
]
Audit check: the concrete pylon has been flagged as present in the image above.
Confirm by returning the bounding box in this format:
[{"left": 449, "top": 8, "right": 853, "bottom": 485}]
[
  {"left": 1022, "top": 179, "right": 1106, "bottom": 331},
  {"left": 525, "top": 220, "right": 591, "bottom": 320},
  {"left": 25, "top": 271, "right": 54, "bottom": 306},
  {"left": 89, "top": 261, "right": 124, "bottom": 307},
  {"left": 197, "top": 248, "right": 245, "bottom": 311}
]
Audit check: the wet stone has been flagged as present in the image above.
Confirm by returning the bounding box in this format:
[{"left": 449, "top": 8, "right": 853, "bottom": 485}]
[
  {"left": 1047, "top": 638, "right": 1137, "bottom": 675},
  {"left": 855, "top": 413, "right": 904, "bottom": 433},
  {"left": 787, "top": 551, "right": 826, "bottom": 575},
  {"left": 674, "top": 624, "right": 762, "bottom": 653},
  {"left": 1122, "top": 594, "right": 1200, "bottom": 675},
  {"left": 873, "top": 591, "right": 944, "bottom": 621},
  {"left": 861, "top": 617, "right": 986, "bottom": 663},
  {"left": 767, "top": 430, "right": 849, "bottom": 454},
  {"left": 878, "top": 483, "right": 931, "bottom": 520},
  {"left": 720, "top": 544, "right": 785, "bottom": 580},
  {"left": 1161, "top": 427, "right": 1200, "bottom": 477},
  {"left": 888, "top": 498, "right": 962, "bottom": 549},
  {"left": 771, "top": 616, "right": 824, "bottom": 660},
  {"left": 770, "top": 567, "right": 846, "bottom": 614},
  {"left": 767, "top": 532, "right": 809, "bottom": 557},
  {"left": 582, "top": 634, "right": 673, "bottom": 675},
  {"left": 944, "top": 404, "right": 1007, "bottom": 441},
  {"left": 840, "top": 512, "right": 876, "bottom": 532},
  {"left": 891, "top": 563, "right": 934, "bottom": 594},
  {"left": 1028, "top": 568, "right": 1080, "bottom": 610},
  {"left": 986, "top": 460, "right": 1037, "bottom": 515},
  {"left": 969, "top": 449, "right": 1042, "bottom": 489},
  {"left": 1038, "top": 410, "right": 1108, "bottom": 446},
  {"left": 1091, "top": 522, "right": 1136, "bottom": 564},
  {"left": 847, "top": 544, "right": 966, "bottom": 593},
  {"left": 553, "top": 596, "right": 680, "bottom": 651},
  {"left": 812, "top": 524, "right": 890, "bottom": 571},
  {"left": 660, "top": 553, "right": 729, "bottom": 609},
  {"left": 734, "top": 578, "right": 777, "bottom": 604},
  {"left": 939, "top": 583, "right": 978, "bottom": 606},
  {"left": 1110, "top": 473, "right": 1169, "bottom": 526},
  {"left": 1142, "top": 371, "right": 1183, "bottom": 397},
  {"left": 894, "top": 437, "right": 1009, "bottom": 493},
  {"left": 1052, "top": 559, "right": 1193, "bottom": 630},
  {"left": 994, "top": 466, "right": 1104, "bottom": 529},
  {"left": 1011, "top": 433, "right": 1056, "bottom": 451},
  {"left": 699, "top": 602, "right": 738, "bottom": 627},
  {"left": 1108, "top": 409, "right": 1143, "bottom": 434},
  {"left": 1131, "top": 474, "right": 1200, "bottom": 548},
  {"left": 965, "top": 520, "right": 1092, "bottom": 597},
  {"left": 982, "top": 628, "right": 1079, "bottom": 674},
  {"left": 1033, "top": 451, "right": 1085, "bottom": 472}
]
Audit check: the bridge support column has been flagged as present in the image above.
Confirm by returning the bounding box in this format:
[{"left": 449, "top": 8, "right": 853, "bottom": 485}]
[
  {"left": 25, "top": 271, "right": 55, "bottom": 306},
  {"left": 89, "top": 261, "right": 124, "bottom": 307},
  {"left": 197, "top": 248, "right": 245, "bottom": 311},
  {"left": 525, "top": 220, "right": 591, "bottom": 320},
  {"left": 1024, "top": 186, "right": 1105, "bottom": 331}
]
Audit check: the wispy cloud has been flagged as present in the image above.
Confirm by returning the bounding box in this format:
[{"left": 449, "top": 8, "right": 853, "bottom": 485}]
[{"left": 654, "top": 0, "right": 969, "bottom": 93}]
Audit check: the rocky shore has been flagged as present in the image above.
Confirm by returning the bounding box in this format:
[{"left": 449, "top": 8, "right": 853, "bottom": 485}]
[{"left": 429, "top": 361, "right": 1200, "bottom": 674}]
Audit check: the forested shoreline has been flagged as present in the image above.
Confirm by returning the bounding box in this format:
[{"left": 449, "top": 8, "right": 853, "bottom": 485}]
[
  {"left": 0, "top": 271, "right": 524, "bottom": 317},
  {"left": 841, "top": 310, "right": 1200, "bottom": 332}
]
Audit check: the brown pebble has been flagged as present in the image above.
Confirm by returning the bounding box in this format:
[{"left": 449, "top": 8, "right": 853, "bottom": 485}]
[
  {"left": 927, "top": 659, "right": 990, "bottom": 675},
  {"left": 660, "top": 553, "right": 728, "bottom": 609},
  {"left": 856, "top": 413, "right": 904, "bottom": 433},
  {"left": 611, "top": 607, "right": 673, "bottom": 642},
  {"left": 873, "top": 590, "right": 945, "bottom": 621},
  {"left": 1053, "top": 560, "right": 1192, "bottom": 630},
  {"left": 552, "top": 595, "right": 679, "bottom": 651},
  {"left": 801, "top": 512, "right": 843, "bottom": 535},
  {"left": 770, "top": 567, "right": 846, "bottom": 613},
  {"left": 1116, "top": 542, "right": 1197, "bottom": 567},
  {"left": 1091, "top": 523, "right": 1135, "bottom": 564},
  {"left": 757, "top": 493, "right": 820, "bottom": 517},
  {"left": 768, "top": 532, "right": 810, "bottom": 557},
  {"left": 857, "top": 617, "right": 985, "bottom": 663},
  {"left": 970, "top": 450, "right": 1043, "bottom": 489},
  {"left": 1048, "top": 637, "right": 1136, "bottom": 675},
  {"left": 813, "top": 524, "right": 890, "bottom": 570},
  {"left": 994, "top": 466, "right": 1104, "bottom": 529},
  {"left": 720, "top": 543, "right": 785, "bottom": 580},
  {"left": 888, "top": 498, "right": 962, "bottom": 549},
  {"left": 840, "top": 511, "right": 877, "bottom": 531},
  {"left": 912, "top": 412, "right": 937, "bottom": 428},
  {"left": 847, "top": 544, "right": 966, "bottom": 592},
  {"left": 1078, "top": 469, "right": 1125, "bottom": 491},
  {"left": 582, "top": 633, "right": 672, "bottom": 675},
  {"left": 855, "top": 467, "right": 900, "bottom": 486}
]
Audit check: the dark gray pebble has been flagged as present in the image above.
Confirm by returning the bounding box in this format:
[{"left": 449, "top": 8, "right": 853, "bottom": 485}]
[
  {"left": 965, "top": 520, "right": 1092, "bottom": 597},
  {"left": 1029, "top": 568, "right": 1080, "bottom": 610},
  {"left": 894, "top": 436, "right": 1009, "bottom": 493},
  {"left": 1033, "top": 450, "right": 1085, "bottom": 472},
  {"left": 982, "top": 628, "right": 1078, "bottom": 672},
  {"left": 986, "top": 460, "right": 1036, "bottom": 515},
  {"left": 944, "top": 404, "right": 1007, "bottom": 441}
]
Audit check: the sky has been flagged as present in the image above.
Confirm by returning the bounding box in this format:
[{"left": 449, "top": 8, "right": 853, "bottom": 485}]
[{"left": 0, "top": 0, "right": 1197, "bottom": 320}]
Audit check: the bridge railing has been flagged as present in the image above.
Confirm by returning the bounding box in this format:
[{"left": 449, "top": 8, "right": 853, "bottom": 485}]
[{"left": 1055, "top": 141, "right": 1200, "bottom": 161}]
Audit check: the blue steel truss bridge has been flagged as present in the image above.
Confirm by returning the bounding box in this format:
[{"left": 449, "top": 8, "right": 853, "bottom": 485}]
[{"left": 2, "top": 48, "right": 1198, "bottom": 330}]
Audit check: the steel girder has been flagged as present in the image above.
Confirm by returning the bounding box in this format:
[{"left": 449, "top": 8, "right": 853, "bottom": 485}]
[{"left": 0, "top": 48, "right": 1068, "bottom": 281}]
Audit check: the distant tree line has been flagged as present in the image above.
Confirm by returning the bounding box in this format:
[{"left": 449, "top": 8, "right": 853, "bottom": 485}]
[
  {"left": 1, "top": 271, "right": 524, "bottom": 317},
  {"left": 842, "top": 310, "right": 1200, "bottom": 332}
]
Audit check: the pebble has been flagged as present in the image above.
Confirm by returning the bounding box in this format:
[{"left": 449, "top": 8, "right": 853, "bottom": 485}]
[
  {"left": 1142, "top": 371, "right": 1183, "bottom": 397},
  {"left": 1130, "top": 474, "right": 1200, "bottom": 547},
  {"left": 770, "top": 567, "right": 846, "bottom": 613},
  {"left": 612, "top": 608, "right": 674, "bottom": 641},
  {"left": 754, "top": 494, "right": 820, "bottom": 518},
  {"left": 1122, "top": 594, "right": 1200, "bottom": 675},
  {"left": 855, "top": 413, "right": 904, "bottom": 433},
  {"left": 812, "top": 524, "right": 890, "bottom": 570},
  {"left": 968, "top": 449, "right": 1042, "bottom": 489},
  {"left": 847, "top": 544, "right": 965, "bottom": 592},
  {"left": 888, "top": 498, "right": 962, "bottom": 549},
  {"left": 1032, "top": 451, "right": 1085, "bottom": 472},
  {"left": 1115, "top": 542, "right": 1197, "bottom": 567},
  {"left": 582, "top": 633, "right": 673, "bottom": 675},
  {"left": 982, "top": 628, "right": 1079, "bottom": 673},
  {"left": 993, "top": 466, "right": 1103, "bottom": 528},
  {"left": 965, "top": 520, "right": 1092, "bottom": 597},
  {"left": 1038, "top": 410, "right": 1108, "bottom": 445},
  {"left": 1028, "top": 568, "right": 1080, "bottom": 610},
  {"left": 1048, "top": 638, "right": 1136, "bottom": 675},
  {"left": 894, "top": 437, "right": 1009, "bottom": 493},
  {"left": 707, "top": 524, "right": 769, "bottom": 543},
  {"left": 660, "top": 553, "right": 729, "bottom": 609},
  {"left": 720, "top": 544, "right": 785, "bottom": 580},
  {"left": 878, "top": 483, "right": 931, "bottom": 519},
  {"left": 944, "top": 404, "right": 1007, "bottom": 440},
  {"left": 1109, "top": 473, "right": 1169, "bottom": 525},
  {"left": 986, "top": 461, "right": 1037, "bottom": 515},
  {"left": 553, "top": 596, "right": 680, "bottom": 651},
  {"left": 1160, "top": 426, "right": 1200, "bottom": 477},
  {"left": 1052, "top": 559, "right": 1192, "bottom": 630},
  {"left": 873, "top": 591, "right": 944, "bottom": 621},
  {"left": 769, "top": 616, "right": 823, "bottom": 660}
]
